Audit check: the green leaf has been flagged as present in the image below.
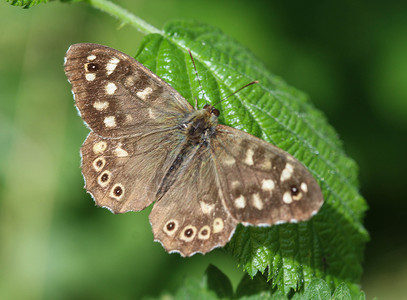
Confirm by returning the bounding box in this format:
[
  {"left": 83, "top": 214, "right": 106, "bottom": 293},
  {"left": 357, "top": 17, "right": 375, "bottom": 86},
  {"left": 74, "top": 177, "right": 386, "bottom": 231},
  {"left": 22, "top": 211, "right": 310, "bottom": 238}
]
[
  {"left": 331, "top": 282, "right": 368, "bottom": 300},
  {"left": 5, "top": 0, "right": 82, "bottom": 9},
  {"left": 205, "top": 264, "right": 234, "bottom": 299},
  {"left": 235, "top": 272, "right": 277, "bottom": 300},
  {"left": 169, "top": 265, "right": 232, "bottom": 300},
  {"left": 332, "top": 283, "right": 352, "bottom": 300},
  {"left": 158, "top": 269, "right": 366, "bottom": 299},
  {"left": 301, "top": 279, "right": 331, "bottom": 300},
  {"left": 54, "top": 0, "right": 368, "bottom": 293},
  {"left": 132, "top": 19, "right": 368, "bottom": 293},
  {"left": 6, "top": 0, "right": 49, "bottom": 8}
]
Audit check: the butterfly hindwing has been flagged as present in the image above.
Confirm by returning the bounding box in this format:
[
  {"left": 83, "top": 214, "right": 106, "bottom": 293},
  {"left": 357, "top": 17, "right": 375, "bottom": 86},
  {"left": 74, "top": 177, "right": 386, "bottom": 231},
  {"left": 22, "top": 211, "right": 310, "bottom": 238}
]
[
  {"left": 149, "top": 145, "right": 237, "bottom": 256},
  {"left": 81, "top": 129, "right": 187, "bottom": 213}
]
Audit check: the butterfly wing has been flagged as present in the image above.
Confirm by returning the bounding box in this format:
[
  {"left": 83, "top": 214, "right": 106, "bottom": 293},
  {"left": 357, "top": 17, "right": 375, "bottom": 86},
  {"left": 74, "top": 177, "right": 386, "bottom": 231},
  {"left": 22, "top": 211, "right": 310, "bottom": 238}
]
[
  {"left": 65, "top": 43, "right": 194, "bottom": 213},
  {"left": 211, "top": 125, "right": 324, "bottom": 225},
  {"left": 64, "top": 43, "right": 193, "bottom": 138},
  {"left": 149, "top": 145, "right": 238, "bottom": 257}
]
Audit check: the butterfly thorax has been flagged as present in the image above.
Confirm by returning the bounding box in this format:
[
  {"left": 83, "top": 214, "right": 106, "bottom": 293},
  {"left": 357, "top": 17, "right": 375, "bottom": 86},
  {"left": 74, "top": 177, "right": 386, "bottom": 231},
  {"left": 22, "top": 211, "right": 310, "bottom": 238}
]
[{"left": 182, "top": 106, "right": 218, "bottom": 146}]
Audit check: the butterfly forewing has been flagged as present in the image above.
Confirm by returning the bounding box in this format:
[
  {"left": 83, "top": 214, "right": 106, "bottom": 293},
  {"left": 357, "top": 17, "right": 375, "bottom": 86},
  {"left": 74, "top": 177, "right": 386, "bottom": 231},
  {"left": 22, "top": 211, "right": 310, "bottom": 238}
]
[
  {"left": 212, "top": 125, "right": 323, "bottom": 225},
  {"left": 64, "top": 43, "right": 193, "bottom": 138}
]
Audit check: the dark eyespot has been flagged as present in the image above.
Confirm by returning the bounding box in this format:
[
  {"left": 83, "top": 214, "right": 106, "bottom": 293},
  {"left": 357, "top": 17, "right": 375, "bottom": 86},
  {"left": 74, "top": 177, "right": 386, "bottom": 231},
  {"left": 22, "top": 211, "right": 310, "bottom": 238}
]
[
  {"left": 201, "top": 229, "right": 208, "bottom": 236},
  {"left": 291, "top": 186, "right": 299, "bottom": 196},
  {"left": 185, "top": 228, "right": 193, "bottom": 237},
  {"left": 212, "top": 108, "right": 220, "bottom": 117},
  {"left": 166, "top": 222, "right": 175, "bottom": 231},
  {"left": 101, "top": 173, "right": 109, "bottom": 182},
  {"left": 114, "top": 186, "right": 123, "bottom": 196},
  {"left": 87, "top": 63, "right": 98, "bottom": 71},
  {"left": 96, "top": 159, "right": 103, "bottom": 167}
]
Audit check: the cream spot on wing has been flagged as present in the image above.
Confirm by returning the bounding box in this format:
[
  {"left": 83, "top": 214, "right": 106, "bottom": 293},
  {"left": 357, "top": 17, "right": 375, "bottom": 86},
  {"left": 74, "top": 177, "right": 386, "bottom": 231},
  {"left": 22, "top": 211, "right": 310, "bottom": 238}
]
[
  {"left": 280, "top": 163, "right": 294, "bottom": 182},
  {"left": 85, "top": 73, "right": 96, "bottom": 81},
  {"left": 104, "top": 116, "right": 116, "bottom": 128},
  {"left": 283, "top": 191, "right": 293, "bottom": 204},
  {"left": 301, "top": 182, "right": 308, "bottom": 193},
  {"left": 287, "top": 155, "right": 295, "bottom": 162},
  {"left": 93, "top": 141, "right": 107, "bottom": 154},
  {"left": 244, "top": 149, "right": 254, "bottom": 166},
  {"left": 110, "top": 183, "right": 125, "bottom": 200},
  {"left": 180, "top": 225, "right": 197, "bottom": 242},
  {"left": 148, "top": 108, "right": 156, "bottom": 119},
  {"left": 261, "top": 179, "right": 275, "bottom": 192},
  {"left": 125, "top": 114, "right": 133, "bottom": 124},
  {"left": 198, "top": 225, "right": 211, "bottom": 240},
  {"left": 200, "top": 201, "right": 215, "bottom": 214},
  {"left": 93, "top": 101, "right": 109, "bottom": 111},
  {"left": 87, "top": 54, "right": 96, "bottom": 61},
  {"left": 136, "top": 87, "right": 153, "bottom": 100},
  {"left": 223, "top": 155, "right": 236, "bottom": 165},
  {"left": 124, "top": 75, "right": 136, "bottom": 87},
  {"left": 213, "top": 218, "right": 224, "bottom": 233},
  {"left": 97, "top": 170, "right": 112, "bottom": 187},
  {"left": 113, "top": 143, "right": 128, "bottom": 157},
  {"left": 251, "top": 193, "right": 263, "bottom": 210},
  {"left": 105, "top": 82, "right": 117, "bottom": 95},
  {"left": 259, "top": 159, "right": 272, "bottom": 170},
  {"left": 92, "top": 157, "right": 106, "bottom": 171},
  {"left": 231, "top": 181, "right": 241, "bottom": 190},
  {"left": 106, "top": 57, "right": 120, "bottom": 75},
  {"left": 163, "top": 220, "right": 179, "bottom": 236},
  {"left": 234, "top": 195, "right": 246, "bottom": 209},
  {"left": 293, "top": 192, "right": 303, "bottom": 201}
]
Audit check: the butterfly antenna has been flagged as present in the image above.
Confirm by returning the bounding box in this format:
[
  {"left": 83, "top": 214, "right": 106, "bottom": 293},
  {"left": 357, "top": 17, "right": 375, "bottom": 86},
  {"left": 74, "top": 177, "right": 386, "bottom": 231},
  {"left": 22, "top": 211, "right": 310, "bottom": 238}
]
[
  {"left": 212, "top": 80, "right": 259, "bottom": 108},
  {"left": 188, "top": 49, "right": 210, "bottom": 108}
]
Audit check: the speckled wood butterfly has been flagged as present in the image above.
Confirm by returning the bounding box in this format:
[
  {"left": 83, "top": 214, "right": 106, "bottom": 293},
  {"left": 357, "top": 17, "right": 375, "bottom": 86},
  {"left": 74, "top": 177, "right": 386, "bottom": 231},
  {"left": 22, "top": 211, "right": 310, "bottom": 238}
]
[{"left": 64, "top": 43, "right": 323, "bottom": 257}]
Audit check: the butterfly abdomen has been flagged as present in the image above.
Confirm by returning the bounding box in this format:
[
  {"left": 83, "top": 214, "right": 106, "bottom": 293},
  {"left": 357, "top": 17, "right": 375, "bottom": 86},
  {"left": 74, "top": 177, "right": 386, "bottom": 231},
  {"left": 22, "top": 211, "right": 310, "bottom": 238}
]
[{"left": 156, "top": 109, "right": 217, "bottom": 200}]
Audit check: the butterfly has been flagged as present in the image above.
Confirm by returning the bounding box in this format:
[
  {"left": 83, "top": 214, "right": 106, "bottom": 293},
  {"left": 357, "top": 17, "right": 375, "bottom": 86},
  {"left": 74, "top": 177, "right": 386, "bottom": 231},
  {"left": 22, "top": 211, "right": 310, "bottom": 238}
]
[{"left": 64, "top": 43, "right": 323, "bottom": 257}]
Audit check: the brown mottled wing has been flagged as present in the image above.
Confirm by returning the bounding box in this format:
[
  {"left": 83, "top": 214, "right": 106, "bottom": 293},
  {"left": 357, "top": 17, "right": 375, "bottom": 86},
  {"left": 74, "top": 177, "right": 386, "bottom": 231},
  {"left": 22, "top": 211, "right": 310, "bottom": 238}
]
[
  {"left": 211, "top": 125, "right": 324, "bottom": 225},
  {"left": 64, "top": 43, "right": 193, "bottom": 138},
  {"left": 149, "top": 146, "right": 238, "bottom": 257},
  {"left": 80, "top": 130, "right": 184, "bottom": 213}
]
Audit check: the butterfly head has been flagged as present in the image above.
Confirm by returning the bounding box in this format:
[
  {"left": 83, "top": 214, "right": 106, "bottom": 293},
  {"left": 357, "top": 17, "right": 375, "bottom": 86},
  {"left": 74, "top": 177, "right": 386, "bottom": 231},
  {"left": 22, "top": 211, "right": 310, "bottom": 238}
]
[{"left": 203, "top": 103, "right": 220, "bottom": 117}]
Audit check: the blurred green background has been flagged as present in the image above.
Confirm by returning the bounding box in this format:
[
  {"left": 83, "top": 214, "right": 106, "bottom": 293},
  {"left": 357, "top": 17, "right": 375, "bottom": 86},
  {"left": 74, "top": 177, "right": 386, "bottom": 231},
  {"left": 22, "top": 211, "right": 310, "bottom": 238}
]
[{"left": 1, "top": 0, "right": 406, "bottom": 299}]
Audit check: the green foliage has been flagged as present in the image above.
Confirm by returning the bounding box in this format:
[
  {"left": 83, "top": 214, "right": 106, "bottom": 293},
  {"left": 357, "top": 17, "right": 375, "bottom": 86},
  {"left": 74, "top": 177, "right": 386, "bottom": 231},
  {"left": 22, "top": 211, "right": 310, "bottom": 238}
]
[
  {"left": 6, "top": 0, "right": 48, "bottom": 8},
  {"left": 134, "top": 19, "right": 368, "bottom": 294},
  {"left": 5, "top": 0, "right": 77, "bottom": 8},
  {"left": 4, "top": 0, "right": 369, "bottom": 296},
  {"left": 148, "top": 265, "right": 367, "bottom": 299}
]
